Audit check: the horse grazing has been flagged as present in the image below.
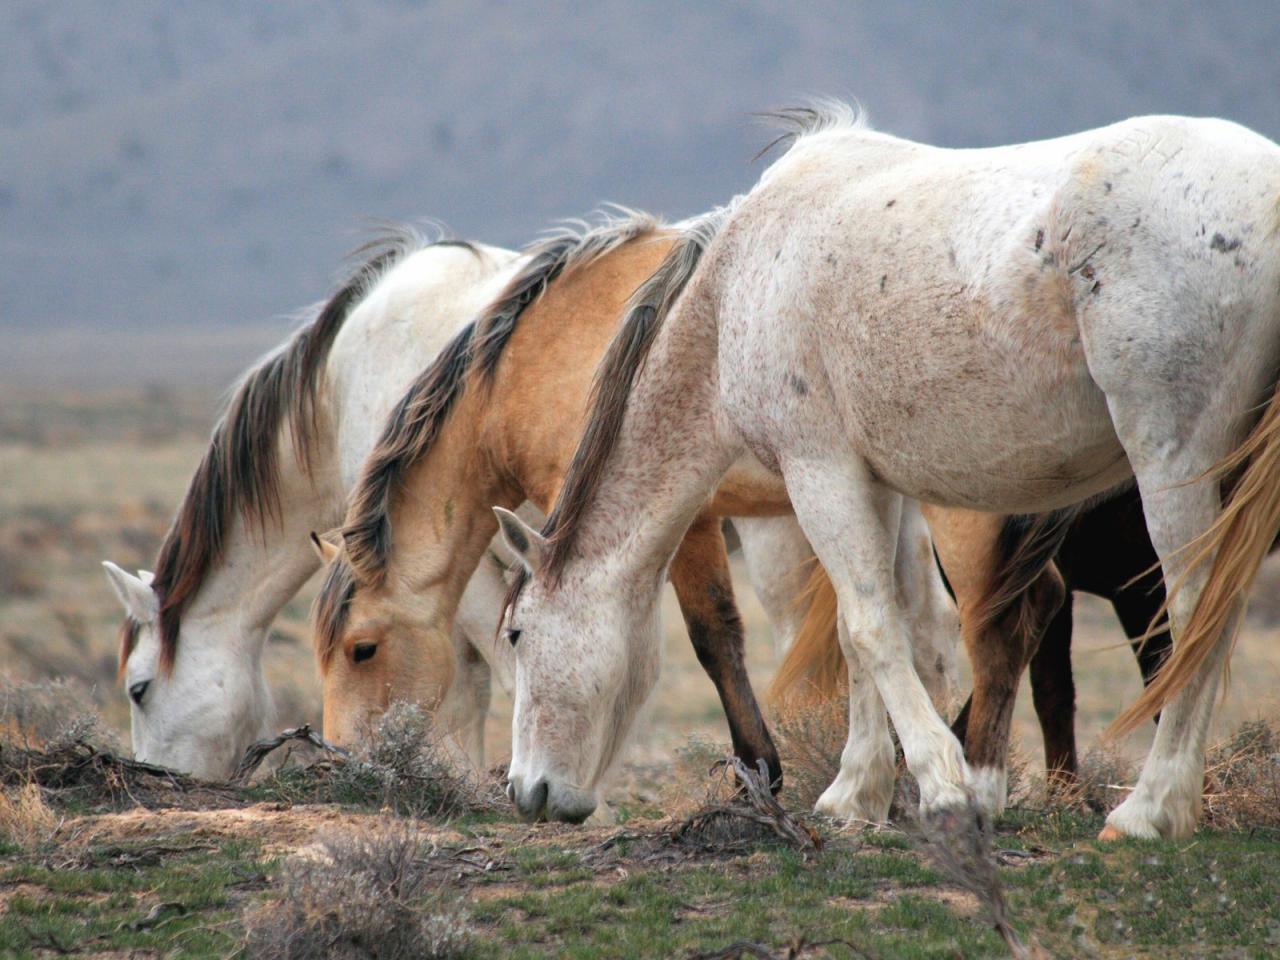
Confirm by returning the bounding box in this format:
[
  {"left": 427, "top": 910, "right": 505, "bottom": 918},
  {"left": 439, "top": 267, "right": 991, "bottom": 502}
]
[
  {"left": 311, "top": 209, "right": 964, "bottom": 802},
  {"left": 498, "top": 103, "right": 1280, "bottom": 840},
  {"left": 102, "top": 232, "right": 528, "bottom": 778}
]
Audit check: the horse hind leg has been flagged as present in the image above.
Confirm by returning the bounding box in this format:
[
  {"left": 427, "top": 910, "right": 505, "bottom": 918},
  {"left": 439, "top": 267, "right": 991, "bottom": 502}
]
[
  {"left": 927, "top": 507, "right": 1068, "bottom": 818},
  {"left": 734, "top": 515, "right": 818, "bottom": 658},
  {"left": 1101, "top": 465, "right": 1235, "bottom": 839},
  {"left": 896, "top": 500, "right": 961, "bottom": 713},
  {"left": 1091, "top": 317, "right": 1259, "bottom": 838}
]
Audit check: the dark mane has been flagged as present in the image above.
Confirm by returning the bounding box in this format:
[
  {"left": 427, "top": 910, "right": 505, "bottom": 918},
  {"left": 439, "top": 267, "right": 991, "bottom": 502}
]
[
  {"left": 531, "top": 205, "right": 733, "bottom": 588},
  {"left": 117, "top": 617, "right": 140, "bottom": 680},
  {"left": 337, "top": 208, "right": 661, "bottom": 589},
  {"left": 314, "top": 555, "right": 358, "bottom": 668},
  {"left": 142, "top": 228, "right": 469, "bottom": 673},
  {"left": 752, "top": 99, "right": 865, "bottom": 161}
]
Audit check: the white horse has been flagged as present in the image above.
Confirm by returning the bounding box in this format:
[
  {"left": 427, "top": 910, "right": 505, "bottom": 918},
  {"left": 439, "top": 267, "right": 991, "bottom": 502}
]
[
  {"left": 103, "top": 233, "right": 529, "bottom": 778},
  {"left": 496, "top": 104, "right": 1280, "bottom": 839}
]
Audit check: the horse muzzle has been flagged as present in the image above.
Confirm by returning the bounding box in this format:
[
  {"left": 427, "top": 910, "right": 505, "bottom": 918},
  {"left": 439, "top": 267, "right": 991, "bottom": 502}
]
[{"left": 507, "top": 773, "right": 596, "bottom": 824}]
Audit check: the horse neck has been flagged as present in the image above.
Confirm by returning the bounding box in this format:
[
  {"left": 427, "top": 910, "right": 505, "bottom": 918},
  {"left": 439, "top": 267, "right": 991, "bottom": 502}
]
[
  {"left": 557, "top": 290, "right": 739, "bottom": 591},
  {"left": 185, "top": 426, "right": 346, "bottom": 662},
  {"left": 384, "top": 393, "right": 519, "bottom": 626}
]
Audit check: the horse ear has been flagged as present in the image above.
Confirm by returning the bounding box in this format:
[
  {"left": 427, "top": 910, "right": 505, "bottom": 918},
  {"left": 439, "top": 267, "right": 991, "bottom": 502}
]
[
  {"left": 102, "top": 561, "right": 158, "bottom": 622},
  {"left": 493, "top": 507, "right": 547, "bottom": 574},
  {"left": 309, "top": 531, "right": 341, "bottom": 565}
]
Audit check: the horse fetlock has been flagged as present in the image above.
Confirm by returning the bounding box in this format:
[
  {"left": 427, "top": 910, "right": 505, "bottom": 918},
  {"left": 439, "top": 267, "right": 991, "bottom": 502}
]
[
  {"left": 1103, "top": 779, "right": 1201, "bottom": 840},
  {"left": 968, "top": 764, "right": 1008, "bottom": 820},
  {"left": 813, "top": 766, "right": 894, "bottom": 824}
]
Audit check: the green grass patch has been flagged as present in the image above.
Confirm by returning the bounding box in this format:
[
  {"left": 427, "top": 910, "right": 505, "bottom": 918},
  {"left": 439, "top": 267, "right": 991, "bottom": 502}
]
[{"left": 0, "top": 837, "right": 267, "bottom": 959}]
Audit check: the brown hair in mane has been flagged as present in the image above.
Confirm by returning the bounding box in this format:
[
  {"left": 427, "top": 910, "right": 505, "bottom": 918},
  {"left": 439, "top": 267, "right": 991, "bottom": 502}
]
[
  {"left": 533, "top": 204, "right": 733, "bottom": 587},
  {"left": 314, "top": 555, "right": 358, "bottom": 668},
  {"left": 136, "top": 228, "right": 469, "bottom": 677},
  {"left": 118, "top": 616, "right": 141, "bottom": 676},
  {"left": 334, "top": 209, "right": 660, "bottom": 596}
]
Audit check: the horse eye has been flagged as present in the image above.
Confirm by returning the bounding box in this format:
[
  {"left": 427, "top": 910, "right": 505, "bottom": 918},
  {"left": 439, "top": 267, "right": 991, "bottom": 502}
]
[
  {"left": 505, "top": 629, "right": 521, "bottom": 648},
  {"left": 129, "top": 679, "right": 151, "bottom": 706},
  {"left": 352, "top": 642, "right": 378, "bottom": 663}
]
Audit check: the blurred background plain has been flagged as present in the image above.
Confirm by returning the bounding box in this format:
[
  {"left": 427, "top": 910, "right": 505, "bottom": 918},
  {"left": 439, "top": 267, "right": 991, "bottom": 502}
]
[{"left": 3, "top": 1, "right": 1280, "bottom": 384}]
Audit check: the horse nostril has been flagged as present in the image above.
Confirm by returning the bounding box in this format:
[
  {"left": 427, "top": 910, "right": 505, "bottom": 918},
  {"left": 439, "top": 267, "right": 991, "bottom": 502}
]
[
  {"left": 505, "top": 781, "right": 516, "bottom": 804},
  {"left": 129, "top": 680, "right": 151, "bottom": 706},
  {"left": 527, "top": 779, "right": 549, "bottom": 819}
]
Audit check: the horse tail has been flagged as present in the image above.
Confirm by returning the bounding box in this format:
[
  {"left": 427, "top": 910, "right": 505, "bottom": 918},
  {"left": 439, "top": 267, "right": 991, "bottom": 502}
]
[
  {"left": 768, "top": 562, "right": 843, "bottom": 705},
  {"left": 1109, "top": 380, "right": 1280, "bottom": 737},
  {"left": 539, "top": 200, "right": 739, "bottom": 581},
  {"left": 973, "top": 509, "right": 1079, "bottom": 640}
]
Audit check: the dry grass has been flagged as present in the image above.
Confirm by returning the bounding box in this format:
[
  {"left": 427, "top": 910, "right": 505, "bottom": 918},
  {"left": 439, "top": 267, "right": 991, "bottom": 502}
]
[
  {"left": 242, "top": 818, "right": 471, "bottom": 960},
  {"left": 768, "top": 697, "right": 847, "bottom": 812},
  {"left": 0, "top": 678, "right": 113, "bottom": 751},
  {"left": 0, "top": 782, "right": 59, "bottom": 850},
  {"left": 1202, "top": 717, "right": 1280, "bottom": 831}
]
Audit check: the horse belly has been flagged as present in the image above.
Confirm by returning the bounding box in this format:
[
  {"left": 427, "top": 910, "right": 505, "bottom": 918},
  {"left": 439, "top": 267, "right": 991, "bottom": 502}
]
[{"left": 835, "top": 332, "right": 1128, "bottom": 513}]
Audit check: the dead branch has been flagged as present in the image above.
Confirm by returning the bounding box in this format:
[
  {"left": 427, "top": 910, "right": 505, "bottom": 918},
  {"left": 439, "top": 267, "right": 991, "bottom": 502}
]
[
  {"left": 231, "top": 723, "right": 348, "bottom": 783},
  {"left": 673, "top": 757, "right": 822, "bottom": 853}
]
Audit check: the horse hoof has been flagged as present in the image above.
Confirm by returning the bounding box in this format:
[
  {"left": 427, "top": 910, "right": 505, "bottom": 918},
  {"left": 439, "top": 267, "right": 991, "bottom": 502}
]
[{"left": 1096, "top": 824, "right": 1126, "bottom": 842}]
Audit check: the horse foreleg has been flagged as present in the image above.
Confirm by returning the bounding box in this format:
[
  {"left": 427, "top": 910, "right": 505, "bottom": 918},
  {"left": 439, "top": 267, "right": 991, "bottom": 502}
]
[{"left": 670, "top": 516, "right": 783, "bottom": 791}]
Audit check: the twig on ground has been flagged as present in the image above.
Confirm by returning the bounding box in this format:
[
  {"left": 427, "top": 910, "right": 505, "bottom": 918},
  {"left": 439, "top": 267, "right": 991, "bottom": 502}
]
[
  {"left": 673, "top": 757, "right": 822, "bottom": 853},
  {"left": 231, "top": 723, "right": 348, "bottom": 783}
]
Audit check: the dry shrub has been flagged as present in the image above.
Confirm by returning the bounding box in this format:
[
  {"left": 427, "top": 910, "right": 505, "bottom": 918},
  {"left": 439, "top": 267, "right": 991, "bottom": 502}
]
[
  {"left": 671, "top": 757, "right": 822, "bottom": 854},
  {"left": 0, "top": 678, "right": 115, "bottom": 752},
  {"left": 256, "top": 702, "right": 498, "bottom": 817},
  {"left": 1055, "top": 743, "right": 1136, "bottom": 813},
  {"left": 243, "top": 818, "right": 470, "bottom": 960},
  {"left": 768, "top": 695, "right": 847, "bottom": 812},
  {"left": 1202, "top": 718, "right": 1280, "bottom": 831},
  {"left": 916, "top": 803, "right": 1043, "bottom": 960},
  {"left": 0, "top": 782, "right": 59, "bottom": 849},
  {"left": 664, "top": 734, "right": 737, "bottom": 815}
]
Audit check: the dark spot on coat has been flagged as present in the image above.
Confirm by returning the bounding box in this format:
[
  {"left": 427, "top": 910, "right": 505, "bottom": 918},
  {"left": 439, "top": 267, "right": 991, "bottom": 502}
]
[
  {"left": 1034, "top": 228, "right": 1044, "bottom": 252},
  {"left": 1104, "top": 181, "right": 1112, "bottom": 193},
  {"left": 788, "top": 373, "right": 809, "bottom": 396},
  {"left": 825, "top": 253, "right": 837, "bottom": 266},
  {"left": 879, "top": 274, "right": 887, "bottom": 292},
  {"left": 1131, "top": 217, "right": 1141, "bottom": 229},
  {"left": 885, "top": 199, "right": 896, "bottom": 208},
  {"left": 1210, "top": 233, "right": 1241, "bottom": 253}
]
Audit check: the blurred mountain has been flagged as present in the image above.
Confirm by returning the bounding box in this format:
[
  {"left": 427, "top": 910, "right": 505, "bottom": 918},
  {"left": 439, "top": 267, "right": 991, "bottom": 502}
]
[{"left": 2, "top": 0, "right": 1278, "bottom": 333}]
